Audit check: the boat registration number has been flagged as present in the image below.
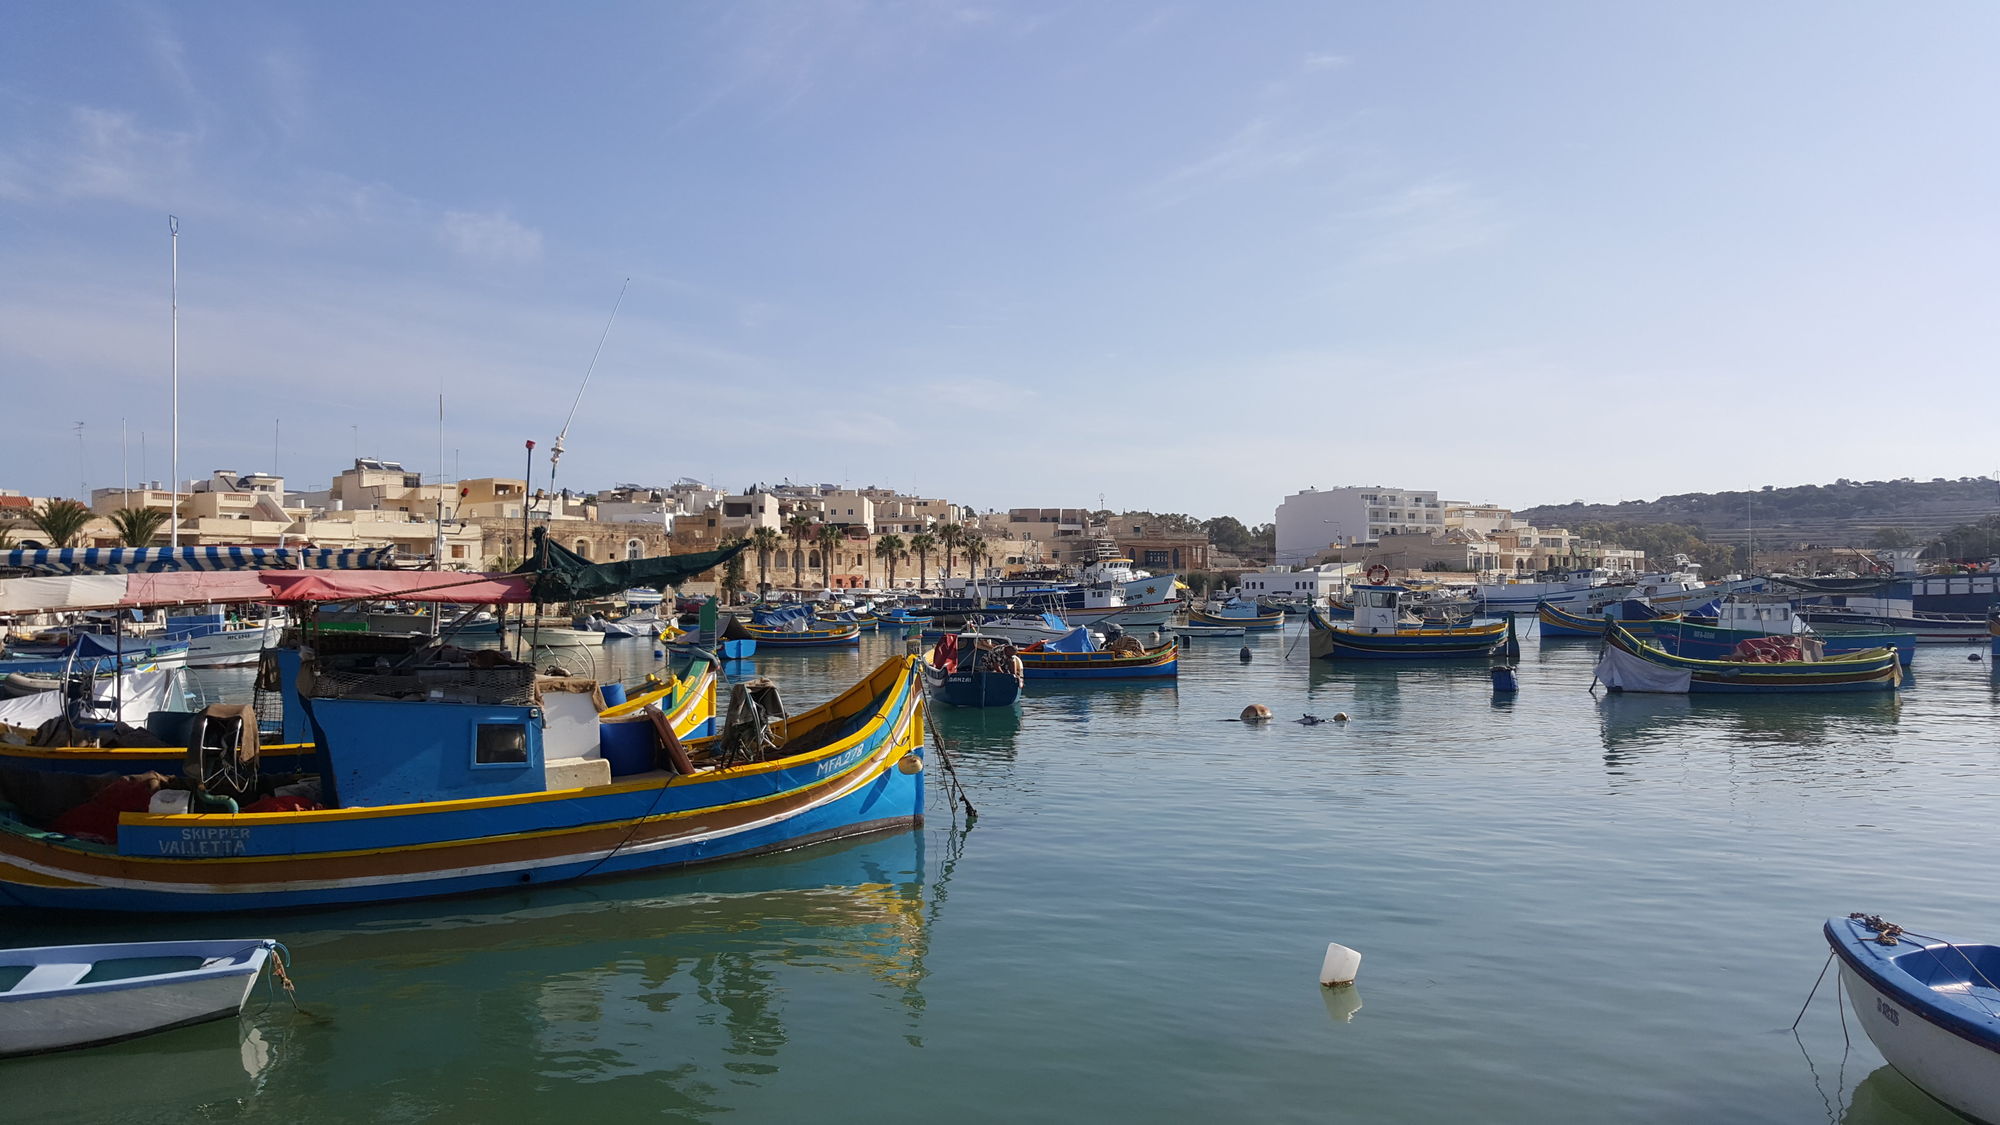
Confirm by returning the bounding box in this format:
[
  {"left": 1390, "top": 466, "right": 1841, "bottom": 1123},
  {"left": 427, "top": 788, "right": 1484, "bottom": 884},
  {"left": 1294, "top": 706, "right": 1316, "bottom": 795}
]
[{"left": 1876, "top": 998, "right": 1900, "bottom": 1026}]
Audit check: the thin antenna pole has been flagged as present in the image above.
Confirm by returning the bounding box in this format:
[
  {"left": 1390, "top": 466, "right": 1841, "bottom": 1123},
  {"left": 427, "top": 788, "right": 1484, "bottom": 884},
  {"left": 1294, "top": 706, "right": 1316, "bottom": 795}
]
[
  {"left": 74, "top": 422, "right": 86, "bottom": 501},
  {"left": 274, "top": 418, "right": 280, "bottom": 479},
  {"left": 121, "top": 418, "right": 128, "bottom": 503},
  {"left": 169, "top": 215, "right": 179, "bottom": 550},
  {"left": 547, "top": 277, "right": 630, "bottom": 504}
]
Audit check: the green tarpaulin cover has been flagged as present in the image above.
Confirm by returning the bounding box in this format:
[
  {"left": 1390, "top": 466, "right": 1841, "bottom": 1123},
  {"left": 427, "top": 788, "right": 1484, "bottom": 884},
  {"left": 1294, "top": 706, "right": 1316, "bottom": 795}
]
[{"left": 514, "top": 528, "right": 746, "bottom": 603}]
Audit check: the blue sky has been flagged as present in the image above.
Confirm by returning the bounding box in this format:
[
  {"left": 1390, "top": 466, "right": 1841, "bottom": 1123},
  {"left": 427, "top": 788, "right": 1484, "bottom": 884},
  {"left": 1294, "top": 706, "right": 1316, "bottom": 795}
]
[{"left": 3, "top": 2, "right": 1996, "bottom": 524}]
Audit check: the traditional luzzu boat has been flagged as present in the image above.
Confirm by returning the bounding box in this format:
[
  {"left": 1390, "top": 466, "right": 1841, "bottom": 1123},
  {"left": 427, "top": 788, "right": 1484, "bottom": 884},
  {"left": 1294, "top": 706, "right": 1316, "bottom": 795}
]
[
  {"left": 877, "top": 608, "right": 933, "bottom": 633},
  {"left": 1538, "top": 598, "right": 1680, "bottom": 639},
  {"left": 1307, "top": 586, "right": 1508, "bottom": 660},
  {"left": 1189, "top": 600, "right": 1285, "bottom": 630},
  {"left": 1649, "top": 599, "right": 1915, "bottom": 666},
  {"left": 744, "top": 618, "right": 863, "bottom": 648},
  {"left": 1825, "top": 913, "right": 2000, "bottom": 1125},
  {"left": 1015, "top": 627, "right": 1178, "bottom": 680},
  {"left": 920, "top": 631, "right": 1023, "bottom": 707},
  {"left": 0, "top": 648, "right": 925, "bottom": 913},
  {"left": 1592, "top": 621, "right": 1901, "bottom": 694}
]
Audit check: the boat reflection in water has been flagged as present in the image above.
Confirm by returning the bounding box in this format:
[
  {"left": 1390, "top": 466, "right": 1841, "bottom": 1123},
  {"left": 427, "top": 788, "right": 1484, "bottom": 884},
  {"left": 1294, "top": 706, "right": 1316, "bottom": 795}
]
[
  {"left": 5, "top": 829, "right": 936, "bottom": 1123},
  {"left": 1596, "top": 692, "right": 1901, "bottom": 775}
]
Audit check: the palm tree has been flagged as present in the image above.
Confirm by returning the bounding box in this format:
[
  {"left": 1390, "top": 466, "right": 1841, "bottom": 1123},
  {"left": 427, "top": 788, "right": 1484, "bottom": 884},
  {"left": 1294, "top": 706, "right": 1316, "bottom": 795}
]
[
  {"left": 29, "top": 499, "right": 94, "bottom": 548},
  {"left": 909, "top": 532, "right": 937, "bottom": 591},
  {"left": 108, "top": 506, "right": 170, "bottom": 547},
  {"left": 873, "top": 533, "right": 905, "bottom": 589},
  {"left": 785, "top": 513, "right": 814, "bottom": 590},
  {"left": 749, "top": 526, "right": 784, "bottom": 599},
  {"left": 937, "top": 522, "right": 965, "bottom": 579},
  {"left": 963, "top": 534, "right": 988, "bottom": 578},
  {"left": 814, "top": 523, "right": 841, "bottom": 590}
]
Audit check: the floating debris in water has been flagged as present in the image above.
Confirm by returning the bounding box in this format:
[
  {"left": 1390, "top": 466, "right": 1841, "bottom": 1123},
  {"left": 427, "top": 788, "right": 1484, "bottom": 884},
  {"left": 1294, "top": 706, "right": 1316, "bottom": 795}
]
[{"left": 1320, "top": 942, "right": 1362, "bottom": 987}]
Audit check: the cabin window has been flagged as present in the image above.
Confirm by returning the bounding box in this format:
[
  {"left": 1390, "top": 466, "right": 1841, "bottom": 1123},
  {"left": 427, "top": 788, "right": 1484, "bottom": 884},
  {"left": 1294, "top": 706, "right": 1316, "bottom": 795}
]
[{"left": 475, "top": 723, "right": 529, "bottom": 765}]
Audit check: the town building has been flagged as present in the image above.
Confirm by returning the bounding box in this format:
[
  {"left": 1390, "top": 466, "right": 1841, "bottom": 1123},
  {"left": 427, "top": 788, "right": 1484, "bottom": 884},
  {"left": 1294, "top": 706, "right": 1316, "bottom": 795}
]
[{"left": 1273, "top": 486, "right": 1446, "bottom": 565}]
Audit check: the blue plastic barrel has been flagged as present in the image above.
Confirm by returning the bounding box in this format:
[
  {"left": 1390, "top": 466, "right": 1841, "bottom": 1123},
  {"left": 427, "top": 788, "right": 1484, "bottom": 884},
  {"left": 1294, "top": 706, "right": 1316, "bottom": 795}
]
[
  {"left": 600, "top": 682, "right": 628, "bottom": 708},
  {"left": 1490, "top": 666, "right": 1519, "bottom": 694},
  {"left": 599, "top": 718, "right": 654, "bottom": 776}
]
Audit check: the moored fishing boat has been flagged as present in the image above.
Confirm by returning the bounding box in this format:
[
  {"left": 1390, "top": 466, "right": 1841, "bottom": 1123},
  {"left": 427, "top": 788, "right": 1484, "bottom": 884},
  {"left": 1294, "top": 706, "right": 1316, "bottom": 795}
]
[
  {"left": 1189, "top": 602, "right": 1285, "bottom": 630},
  {"left": 920, "top": 631, "right": 1023, "bottom": 707},
  {"left": 1649, "top": 599, "right": 1915, "bottom": 666},
  {"left": 1593, "top": 621, "right": 1901, "bottom": 694},
  {"left": 1016, "top": 628, "right": 1178, "bottom": 680},
  {"left": 0, "top": 650, "right": 923, "bottom": 913},
  {"left": 1537, "top": 599, "right": 1680, "bottom": 639},
  {"left": 0, "top": 938, "right": 280, "bottom": 1057},
  {"left": 1795, "top": 601, "right": 1988, "bottom": 643},
  {"left": 1825, "top": 913, "right": 2000, "bottom": 1125},
  {"left": 743, "top": 621, "right": 863, "bottom": 648},
  {"left": 1308, "top": 587, "right": 1508, "bottom": 660}
]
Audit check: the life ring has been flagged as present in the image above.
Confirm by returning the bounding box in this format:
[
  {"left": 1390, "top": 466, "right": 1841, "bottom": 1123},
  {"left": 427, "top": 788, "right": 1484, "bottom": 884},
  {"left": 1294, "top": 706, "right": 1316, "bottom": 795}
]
[{"left": 1365, "top": 564, "right": 1391, "bottom": 585}]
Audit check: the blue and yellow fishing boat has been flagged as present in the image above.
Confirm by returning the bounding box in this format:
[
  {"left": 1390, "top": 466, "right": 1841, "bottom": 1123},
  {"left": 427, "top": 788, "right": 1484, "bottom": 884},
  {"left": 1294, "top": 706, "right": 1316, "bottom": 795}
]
[
  {"left": 920, "top": 631, "right": 1024, "bottom": 707},
  {"left": 1016, "top": 628, "right": 1178, "bottom": 680},
  {"left": 1538, "top": 599, "right": 1680, "bottom": 639},
  {"left": 1307, "top": 587, "right": 1507, "bottom": 660},
  {"left": 744, "top": 621, "right": 863, "bottom": 648},
  {"left": 1594, "top": 621, "right": 1901, "bottom": 694},
  {"left": 0, "top": 653, "right": 926, "bottom": 913}
]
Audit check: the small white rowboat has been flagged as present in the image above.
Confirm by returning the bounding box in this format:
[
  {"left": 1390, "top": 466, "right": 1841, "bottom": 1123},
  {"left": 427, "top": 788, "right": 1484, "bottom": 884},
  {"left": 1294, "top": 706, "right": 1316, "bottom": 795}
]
[{"left": 1, "top": 938, "right": 279, "bottom": 1056}]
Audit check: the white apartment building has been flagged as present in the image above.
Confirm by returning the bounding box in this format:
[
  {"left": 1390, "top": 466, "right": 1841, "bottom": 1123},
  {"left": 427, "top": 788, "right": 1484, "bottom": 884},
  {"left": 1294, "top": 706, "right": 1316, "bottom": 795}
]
[{"left": 1273, "top": 486, "right": 1446, "bottom": 566}]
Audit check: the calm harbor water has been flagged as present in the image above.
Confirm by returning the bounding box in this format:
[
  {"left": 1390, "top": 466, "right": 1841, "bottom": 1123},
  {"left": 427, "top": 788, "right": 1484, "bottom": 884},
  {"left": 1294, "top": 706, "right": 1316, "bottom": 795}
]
[{"left": 5, "top": 625, "right": 1996, "bottom": 1123}]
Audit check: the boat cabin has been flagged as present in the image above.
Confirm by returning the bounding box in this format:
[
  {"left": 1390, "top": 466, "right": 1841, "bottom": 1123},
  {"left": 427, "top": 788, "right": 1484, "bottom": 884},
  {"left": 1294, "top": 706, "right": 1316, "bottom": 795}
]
[
  {"left": 1716, "top": 599, "right": 1805, "bottom": 636},
  {"left": 303, "top": 658, "right": 611, "bottom": 808},
  {"left": 1349, "top": 584, "right": 1408, "bottom": 634}
]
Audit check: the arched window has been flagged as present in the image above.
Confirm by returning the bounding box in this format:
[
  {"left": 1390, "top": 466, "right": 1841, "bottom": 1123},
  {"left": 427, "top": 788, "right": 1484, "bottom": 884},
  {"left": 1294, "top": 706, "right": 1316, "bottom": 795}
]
[
  {"left": 808, "top": 550, "right": 821, "bottom": 569},
  {"left": 574, "top": 539, "right": 591, "bottom": 559},
  {"left": 625, "top": 538, "right": 643, "bottom": 560}
]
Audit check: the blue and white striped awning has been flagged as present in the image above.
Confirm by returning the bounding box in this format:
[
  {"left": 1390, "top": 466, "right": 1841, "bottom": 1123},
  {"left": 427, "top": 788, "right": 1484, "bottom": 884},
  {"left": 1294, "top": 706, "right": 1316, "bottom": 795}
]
[{"left": 0, "top": 546, "right": 398, "bottom": 575}]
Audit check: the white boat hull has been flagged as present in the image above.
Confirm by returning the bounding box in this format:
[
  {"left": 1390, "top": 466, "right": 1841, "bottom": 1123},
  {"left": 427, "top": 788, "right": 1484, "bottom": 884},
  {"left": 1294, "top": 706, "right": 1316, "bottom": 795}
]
[
  {"left": 184, "top": 626, "right": 277, "bottom": 668},
  {"left": 1, "top": 940, "right": 272, "bottom": 1057},
  {"left": 1842, "top": 963, "right": 2000, "bottom": 1124},
  {"left": 506, "top": 624, "right": 605, "bottom": 646}
]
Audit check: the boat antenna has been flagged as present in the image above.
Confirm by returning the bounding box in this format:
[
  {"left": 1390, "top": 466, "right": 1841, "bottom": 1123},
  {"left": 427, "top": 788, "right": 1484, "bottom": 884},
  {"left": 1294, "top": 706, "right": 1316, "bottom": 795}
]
[
  {"left": 546, "top": 277, "right": 630, "bottom": 515},
  {"left": 168, "top": 215, "right": 180, "bottom": 550}
]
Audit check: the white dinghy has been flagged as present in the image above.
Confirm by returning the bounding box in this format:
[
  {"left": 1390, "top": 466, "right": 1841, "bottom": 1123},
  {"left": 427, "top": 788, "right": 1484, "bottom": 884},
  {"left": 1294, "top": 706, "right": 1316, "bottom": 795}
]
[{"left": 0, "top": 938, "right": 279, "bottom": 1056}]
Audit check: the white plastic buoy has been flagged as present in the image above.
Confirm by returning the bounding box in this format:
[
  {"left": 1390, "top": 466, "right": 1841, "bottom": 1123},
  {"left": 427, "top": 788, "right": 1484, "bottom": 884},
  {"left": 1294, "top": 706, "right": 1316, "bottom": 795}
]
[{"left": 1319, "top": 942, "right": 1362, "bottom": 987}]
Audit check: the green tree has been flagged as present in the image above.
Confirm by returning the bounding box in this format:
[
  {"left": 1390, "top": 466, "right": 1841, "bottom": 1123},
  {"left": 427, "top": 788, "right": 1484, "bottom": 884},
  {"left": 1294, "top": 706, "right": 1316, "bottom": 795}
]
[
  {"left": 749, "top": 526, "right": 784, "bottom": 598},
  {"left": 962, "top": 534, "right": 988, "bottom": 576},
  {"left": 785, "top": 513, "right": 814, "bottom": 590},
  {"left": 29, "top": 498, "right": 94, "bottom": 548},
  {"left": 936, "top": 522, "right": 965, "bottom": 578},
  {"left": 109, "top": 506, "right": 170, "bottom": 547},
  {"left": 1868, "top": 527, "right": 1919, "bottom": 549},
  {"left": 873, "top": 533, "right": 906, "bottom": 589},
  {"left": 908, "top": 532, "right": 937, "bottom": 591},
  {"left": 720, "top": 537, "right": 749, "bottom": 599},
  {"left": 815, "top": 523, "right": 841, "bottom": 590}
]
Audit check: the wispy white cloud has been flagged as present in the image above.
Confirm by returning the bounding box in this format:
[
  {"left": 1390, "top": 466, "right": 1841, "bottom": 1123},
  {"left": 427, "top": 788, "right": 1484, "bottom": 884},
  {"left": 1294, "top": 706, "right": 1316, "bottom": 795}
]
[
  {"left": 1303, "top": 52, "right": 1350, "bottom": 72},
  {"left": 51, "top": 107, "right": 200, "bottom": 206},
  {"left": 438, "top": 209, "right": 545, "bottom": 264},
  {"left": 1140, "top": 117, "right": 1331, "bottom": 209},
  {"left": 1344, "top": 177, "right": 1507, "bottom": 264}
]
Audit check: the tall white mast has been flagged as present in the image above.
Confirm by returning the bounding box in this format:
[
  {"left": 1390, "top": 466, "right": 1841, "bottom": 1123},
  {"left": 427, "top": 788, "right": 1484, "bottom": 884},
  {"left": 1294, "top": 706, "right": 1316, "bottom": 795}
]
[{"left": 169, "top": 215, "right": 180, "bottom": 550}]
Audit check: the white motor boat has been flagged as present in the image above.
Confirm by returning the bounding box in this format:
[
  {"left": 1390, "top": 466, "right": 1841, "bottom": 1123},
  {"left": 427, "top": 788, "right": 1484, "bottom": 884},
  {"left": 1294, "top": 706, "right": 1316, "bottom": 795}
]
[{"left": 1, "top": 938, "right": 279, "bottom": 1057}]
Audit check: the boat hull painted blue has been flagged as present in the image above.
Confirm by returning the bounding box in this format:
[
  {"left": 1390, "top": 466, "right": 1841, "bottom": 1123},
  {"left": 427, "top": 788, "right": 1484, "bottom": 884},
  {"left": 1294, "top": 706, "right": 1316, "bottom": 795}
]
[
  {"left": 1825, "top": 915, "right": 2000, "bottom": 1124},
  {"left": 1654, "top": 623, "right": 1916, "bottom": 666}
]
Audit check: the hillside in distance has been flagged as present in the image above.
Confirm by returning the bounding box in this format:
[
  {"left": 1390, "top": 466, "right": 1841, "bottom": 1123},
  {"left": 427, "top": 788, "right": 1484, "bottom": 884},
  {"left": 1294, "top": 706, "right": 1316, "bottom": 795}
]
[{"left": 1518, "top": 477, "right": 2000, "bottom": 547}]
